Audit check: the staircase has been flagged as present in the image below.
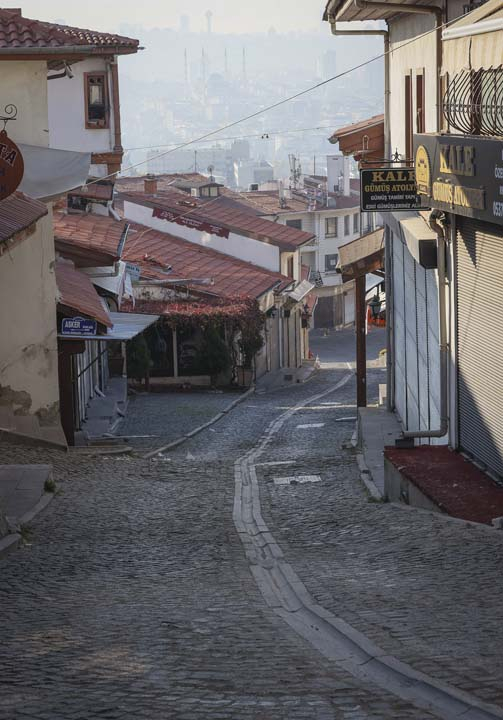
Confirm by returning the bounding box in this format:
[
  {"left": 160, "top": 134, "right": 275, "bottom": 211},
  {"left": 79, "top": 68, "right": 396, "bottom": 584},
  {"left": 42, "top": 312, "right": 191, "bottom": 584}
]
[{"left": 0, "top": 406, "right": 67, "bottom": 449}]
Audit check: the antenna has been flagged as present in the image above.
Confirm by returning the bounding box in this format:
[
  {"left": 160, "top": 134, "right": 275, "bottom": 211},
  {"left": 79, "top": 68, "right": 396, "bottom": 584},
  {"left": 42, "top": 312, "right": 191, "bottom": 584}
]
[
  {"left": 207, "top": 164, "right": 215, "bottom": 182},
  {"left": 288, "top": 154, "right": 302, "bottom": 190},
  {"left": 194, "top": 150, "right": 198, "bottom": 172}
]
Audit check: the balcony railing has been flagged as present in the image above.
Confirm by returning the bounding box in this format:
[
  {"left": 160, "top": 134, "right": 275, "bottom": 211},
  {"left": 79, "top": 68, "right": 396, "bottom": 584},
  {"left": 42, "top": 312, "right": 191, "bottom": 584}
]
[{"left": 442, "top": 67, "right": 503, "bottom": 137}]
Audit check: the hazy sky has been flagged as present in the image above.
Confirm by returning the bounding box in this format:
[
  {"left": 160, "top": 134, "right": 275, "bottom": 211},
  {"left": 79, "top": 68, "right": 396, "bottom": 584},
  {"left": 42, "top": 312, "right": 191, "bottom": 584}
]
[{"left": 9, "top": 1, "right": 327, "bottom": 34}]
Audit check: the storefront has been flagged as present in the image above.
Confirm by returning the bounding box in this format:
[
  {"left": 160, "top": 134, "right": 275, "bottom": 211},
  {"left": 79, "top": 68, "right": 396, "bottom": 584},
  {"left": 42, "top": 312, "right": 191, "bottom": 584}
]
[{"left": 415, "top": 133, "right": 503, "bottom": 479}]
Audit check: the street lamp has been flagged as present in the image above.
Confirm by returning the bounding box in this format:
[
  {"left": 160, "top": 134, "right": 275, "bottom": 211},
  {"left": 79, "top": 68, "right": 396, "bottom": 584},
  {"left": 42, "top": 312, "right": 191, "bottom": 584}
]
[{"left": 369, "top": 292, "right": 382, "bottom": 319}]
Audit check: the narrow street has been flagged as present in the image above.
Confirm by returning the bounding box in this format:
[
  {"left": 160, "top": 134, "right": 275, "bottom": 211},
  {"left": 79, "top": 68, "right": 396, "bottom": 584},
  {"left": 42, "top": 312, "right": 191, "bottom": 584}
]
[{"left": 1, "top": 328, "right": 502, "bottom": 720}]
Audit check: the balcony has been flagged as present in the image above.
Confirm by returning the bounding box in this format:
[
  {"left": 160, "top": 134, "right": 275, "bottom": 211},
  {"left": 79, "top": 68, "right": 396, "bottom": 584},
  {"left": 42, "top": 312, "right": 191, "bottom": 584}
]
[{"left": 443, "top": 67, "right": 503, "bottom": 137}]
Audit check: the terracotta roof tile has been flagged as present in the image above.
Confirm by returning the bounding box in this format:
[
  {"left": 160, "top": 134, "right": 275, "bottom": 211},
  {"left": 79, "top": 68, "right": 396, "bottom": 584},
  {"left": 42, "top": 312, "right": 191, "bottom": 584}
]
[
  {"left": 0, "top": 192, "right": 47, "bottom": 244},
  {"left": 53, "top": 211, "right": 292, "bottom": 300},
  {"left": 55, "top": 259, "right": 112, "bottom": 328},
  {"left": 119, "top": 189, "right": 315, "bottom": 250},
  {"left": 329, "top": 114, "right": 384, "bottom": 143},
  {"left": 0, "top": 9, "right": 139, "bottom": 53}
]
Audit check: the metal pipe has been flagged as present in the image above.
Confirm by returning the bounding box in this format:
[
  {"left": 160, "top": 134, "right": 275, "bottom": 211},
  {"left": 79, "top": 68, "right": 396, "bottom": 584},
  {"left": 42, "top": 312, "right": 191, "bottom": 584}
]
[
  {"left": 329, "top": 23, "right": 390, "bottom": 158},
  {"left": 402, "top": 210, "right": 448, "bottom": 439}
]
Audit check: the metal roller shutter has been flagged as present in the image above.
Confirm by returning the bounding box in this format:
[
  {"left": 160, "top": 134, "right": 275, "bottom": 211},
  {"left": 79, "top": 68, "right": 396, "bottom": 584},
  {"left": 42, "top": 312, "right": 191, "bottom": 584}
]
[{"left": 456, "top": 218, "right": 503, "bottom": 479}]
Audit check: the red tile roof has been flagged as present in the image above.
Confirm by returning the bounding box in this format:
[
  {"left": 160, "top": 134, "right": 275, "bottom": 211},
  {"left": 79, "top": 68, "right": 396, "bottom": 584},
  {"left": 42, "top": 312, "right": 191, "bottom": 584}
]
[
  {"left": 0, "top": 9, "right": 139, "bottom": 54},
  {"left": 55, "top": 259, "right": 112, "bottom": 328},
  {"left": 53, "top": 211, "right": 292, "bottom": 300},
  {"left": 329, "top": 114, "right": 384, "bottom": 143},
  {"left": 69, "top": 183, "right": 114, "bottom": 202},
  {"left": 0, "top": 192, "right": 48, "bottom": 244},
  {"left": 118, "top": 189, "right": 315, "bottom": 250}
]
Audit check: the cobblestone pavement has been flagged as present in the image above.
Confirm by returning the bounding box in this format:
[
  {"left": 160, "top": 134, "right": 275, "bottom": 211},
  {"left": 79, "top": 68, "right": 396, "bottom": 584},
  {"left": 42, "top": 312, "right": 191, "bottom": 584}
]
[
  {"left": 0, "top": 335, "right": 502, "bottom": 718},
  {"left": 115, "top": 390, "right": 238, "bottom": 448}
]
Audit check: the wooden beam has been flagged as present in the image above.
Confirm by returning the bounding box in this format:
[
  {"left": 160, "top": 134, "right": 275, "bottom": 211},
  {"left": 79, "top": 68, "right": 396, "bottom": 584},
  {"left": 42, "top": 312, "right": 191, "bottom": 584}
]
[{"left": 355, "top": 275, "right": 367, "bottom": 408}]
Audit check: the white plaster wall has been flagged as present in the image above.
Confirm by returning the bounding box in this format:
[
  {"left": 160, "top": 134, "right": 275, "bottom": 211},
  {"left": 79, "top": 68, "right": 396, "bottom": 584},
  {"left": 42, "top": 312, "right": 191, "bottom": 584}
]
[
  {"left": 48, "top": 57, "right": 115, "bottom": 153},
  {"left": 389, "top": 13, "right": 438, "bottom": 155},
  {"left": 124, "top": 201, "right": 281, "bottom": 272},
  {"left": 0, "top": 61, "right": 49, "bottom": 147},
  {"left": 0, "top": 212, "right": 59, "bottom": 420}
]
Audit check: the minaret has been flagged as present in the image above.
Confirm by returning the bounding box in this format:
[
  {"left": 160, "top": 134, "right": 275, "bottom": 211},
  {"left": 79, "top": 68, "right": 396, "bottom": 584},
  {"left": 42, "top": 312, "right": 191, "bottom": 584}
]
[
  {"left": 184, "top": 48, "right": 189, "bottom": 87},
  {"left": 224, "top": 48, "right": 228, "bottom": 76},
  {"left": 242, "top": 47, "right": 247, "bottom": 86},
  {"left": 205, "top": 9, "right": 213, "bottom": 34}
]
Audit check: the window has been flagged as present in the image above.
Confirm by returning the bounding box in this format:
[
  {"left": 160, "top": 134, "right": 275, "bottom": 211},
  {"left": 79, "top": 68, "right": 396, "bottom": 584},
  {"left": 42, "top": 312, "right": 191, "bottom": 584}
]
[
  {"left": 325, "top": 253, "right": 338, "bottom": 273},
  {"left": 325, "top": 217, "right": 337, "bottom": 237},
  {"left": 287, "top": 256, "right": 294, "bottom": 277},
  {"left": 353, "top": 214, "right": 359, "bottom": 234},
  {"left": 416, "top": 71, "right": 425, "bottom": 133},
  {"left": 405, "top": 72, "right": 413, "bottom": 159},
  {"left": 84, "top": 72, "right": 109, "bottom": 129},
  {"left": 344, "top": 215, "right": 350, "bottom": 236},
  {"left": 286, "top": 218, "right": 302, "bottom": 230}
]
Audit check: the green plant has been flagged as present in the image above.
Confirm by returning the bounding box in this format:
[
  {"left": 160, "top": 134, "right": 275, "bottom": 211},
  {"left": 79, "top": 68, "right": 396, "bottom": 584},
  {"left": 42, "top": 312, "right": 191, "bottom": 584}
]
[
  {"left": 44, "top": 478, "right": 56, "bottom": 494},
  {"left": 239, "top": 326, "right": 264, "bottom": 369},
  {"left": 197, "top": 326, "right": 231, "bottom": 382},
  {"left": 126, "top": 333, "right": 152, "bottom": 383}
]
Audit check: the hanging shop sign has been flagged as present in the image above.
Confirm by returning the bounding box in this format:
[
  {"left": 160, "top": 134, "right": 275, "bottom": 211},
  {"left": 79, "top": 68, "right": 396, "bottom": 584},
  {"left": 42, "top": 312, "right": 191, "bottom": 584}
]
[
  {"left": 61, "top": 317, "right": 97, "bottom": 337},
  {"left": 125, "top": 262, "right": 141, "bottom": 282},
  {"left": 360, "top": 167, "right": 422, "bottom": 212},
  {"left": 0, "top": 130, "right": 24, "bottom": 201},
  {"left": 414, "top": 133, "right": 503, "bottom": 225},
  {"left": 152, "top": 207, "right": 230, "bottom": 239}
]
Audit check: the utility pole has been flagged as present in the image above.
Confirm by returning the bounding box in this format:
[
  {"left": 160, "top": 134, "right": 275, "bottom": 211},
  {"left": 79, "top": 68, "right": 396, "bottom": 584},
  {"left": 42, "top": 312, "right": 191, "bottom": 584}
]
[{"left": 194, "top": 150, "right": 198, "bottom": 172}]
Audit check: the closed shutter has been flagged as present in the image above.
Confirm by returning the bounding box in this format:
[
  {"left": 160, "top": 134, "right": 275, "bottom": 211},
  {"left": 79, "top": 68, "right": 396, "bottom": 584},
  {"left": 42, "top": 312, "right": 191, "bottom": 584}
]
[{"left": 456, "top": 218, "right": 503, "bottom": 479}]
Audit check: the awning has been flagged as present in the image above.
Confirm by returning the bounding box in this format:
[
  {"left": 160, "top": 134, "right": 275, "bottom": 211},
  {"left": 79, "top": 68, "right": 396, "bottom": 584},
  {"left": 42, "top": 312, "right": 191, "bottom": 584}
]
[
  {"left": 400, "top": 214, "right": 437, "bottom": 269},
  {"left": 18, "top": 144, "right": 91, "bottom": 201},
  {"left": 58, "top": 312, "right": 159, "bottom": 341},
  {"left": 338, "top": 228, "right": 384, "bottom": 282},
  {"left": 442, "top": 0, "right": 503, "bottom": 73},
  {"left": 288, "top": 279, "right": 316, "bottom": 303}
]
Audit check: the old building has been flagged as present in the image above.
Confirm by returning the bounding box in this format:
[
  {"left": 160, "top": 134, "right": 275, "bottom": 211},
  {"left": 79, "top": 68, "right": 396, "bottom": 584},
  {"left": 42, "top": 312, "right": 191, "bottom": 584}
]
[
  {"left": 324, "top": 0, "right": 503, "bottom": 502},
  {"left": 0, "top": 8, "right": 139, "bottom": 446}
]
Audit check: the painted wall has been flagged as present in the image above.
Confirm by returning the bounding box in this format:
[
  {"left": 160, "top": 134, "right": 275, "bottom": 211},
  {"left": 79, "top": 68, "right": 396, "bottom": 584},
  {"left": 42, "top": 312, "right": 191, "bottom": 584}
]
[
  {"left": 0, "top": 212, "right": 60, "bottom": 423},
  {"left": 389, "top": 13, "right": 438, "bottom": 155},
  {"left": 124, "top": 201, "right": 281, "bottom": 272},
  {"left": 0, "top": 61, "right": 49, "bottom": 147},
  {"left": 48, "top": 57, "right": 115, "bottom": 154}
]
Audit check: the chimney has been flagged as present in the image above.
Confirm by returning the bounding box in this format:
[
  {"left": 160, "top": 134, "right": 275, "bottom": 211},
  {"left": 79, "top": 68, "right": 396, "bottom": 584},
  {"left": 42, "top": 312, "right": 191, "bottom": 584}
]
[
  {"left": 6, "top": 8, "right": 22, "bottom": 15},
  {"left": 144, "top": 174, "right": 158, "bottom": 195}
]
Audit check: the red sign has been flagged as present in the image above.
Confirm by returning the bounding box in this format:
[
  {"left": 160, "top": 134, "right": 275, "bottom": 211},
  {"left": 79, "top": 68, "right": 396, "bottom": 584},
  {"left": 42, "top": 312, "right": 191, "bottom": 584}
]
[
  {"left": 152, "top": 206, "right": 229, "bottom": 239},
  {"left": 0, "top": 130, "right": 24, "bottom": 201}
]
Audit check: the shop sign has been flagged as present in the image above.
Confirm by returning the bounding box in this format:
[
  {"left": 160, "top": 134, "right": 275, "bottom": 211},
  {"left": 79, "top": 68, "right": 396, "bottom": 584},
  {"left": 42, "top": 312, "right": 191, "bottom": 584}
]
[
  {"left": 414, "top": 133, "right": 503, "bottom": 225},
  {"left": 152, "top": 207, "right": 230, "bottom": 238},
  {"left": 0, "top": 130, "right": 24, "bottom": 201},
  {"left": 360, "top": 167, "right": 422, "bottom": 212},
  {"left": 61, "top": 317, "right": 97, "bottom": 337},
  {"left": 125, "top": 262, "right": 141, "bottom": 281}
]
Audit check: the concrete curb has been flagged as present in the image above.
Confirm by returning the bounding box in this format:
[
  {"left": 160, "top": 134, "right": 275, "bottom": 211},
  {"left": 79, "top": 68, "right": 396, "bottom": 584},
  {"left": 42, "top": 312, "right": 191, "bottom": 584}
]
[
  {"left": 142, "top": 385, "right": 256, "bottom": 459},
  {"left": 390, "top": 501, "right": 503, "bottom": 533},
  {"left": 0, "top": 491, "right": 55, "bottom": 561},
  {"left": 356, "top": 450, "right": 383, "bottom": 501},
  {"left": 233, "top": 376, "right": 503, "bottom": 720}
]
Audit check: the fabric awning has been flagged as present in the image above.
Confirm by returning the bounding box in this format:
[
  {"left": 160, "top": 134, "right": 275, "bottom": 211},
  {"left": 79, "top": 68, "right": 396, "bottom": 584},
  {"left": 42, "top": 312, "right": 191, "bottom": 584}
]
[
  {"left": 442, "top": 0, "right": 503, "bottom": 73},
  {"left": 400, "top": 214, "right": 438, "bottom": 269},
  {"left": 18, "top": 144, "right": 91, "bottom": 201},
  {"left": 338, "top": 228, "right": 384, "bottom": 282},
  {"left": 58, "top": 312, "right": 159, "bottom": 341}
]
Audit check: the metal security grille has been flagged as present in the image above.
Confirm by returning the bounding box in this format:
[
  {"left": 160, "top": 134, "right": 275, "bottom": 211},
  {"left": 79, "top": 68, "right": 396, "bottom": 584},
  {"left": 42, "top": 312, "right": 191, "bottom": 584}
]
[
  {"left": 443, "top": 67, "right": 503, "bottom": 136},
  {"left": 456, "top": 218, "right": 503, "bottom": 480}
]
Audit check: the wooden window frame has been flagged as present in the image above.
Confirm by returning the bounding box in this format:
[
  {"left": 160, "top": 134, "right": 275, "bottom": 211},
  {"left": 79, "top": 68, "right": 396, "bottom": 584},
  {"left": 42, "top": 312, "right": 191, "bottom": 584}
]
[
  {"left": 405, "top": 71, "right": 413, "bottom": 161},
  {"left": 325, "top": 253, "right": 339, "bottom": 273},
  {"left": 84, "top": 72, "right": 110, "bottom": 130},
  {"left": 325, "top": 217, "right": 338, "bottom": 237},
  {"left": 416, "top": 69, "right": 425, "bottom": 134}
]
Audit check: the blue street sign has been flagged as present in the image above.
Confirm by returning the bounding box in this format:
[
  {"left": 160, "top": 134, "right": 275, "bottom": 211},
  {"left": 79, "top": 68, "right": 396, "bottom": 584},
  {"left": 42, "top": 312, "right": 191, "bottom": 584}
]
[{"left": 61, "top": 316, "right": 97, "bottom": 337}]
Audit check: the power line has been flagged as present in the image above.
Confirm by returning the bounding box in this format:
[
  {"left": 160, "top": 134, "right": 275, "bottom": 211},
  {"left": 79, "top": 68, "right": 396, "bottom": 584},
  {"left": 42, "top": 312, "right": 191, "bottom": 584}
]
[
  {"left": 88, "top": 12, "right": 462, "bottom": 187},
  {"left": 124, "top": 125, "right": 339, "bottom": 152}
]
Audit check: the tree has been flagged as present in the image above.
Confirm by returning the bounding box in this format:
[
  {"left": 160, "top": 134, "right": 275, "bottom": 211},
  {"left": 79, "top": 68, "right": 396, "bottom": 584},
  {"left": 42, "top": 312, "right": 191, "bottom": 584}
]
[
  {"left": 197, "top": 325, "right": 231, "bottom": 383},
  {"left": 126, "top": 334, "right": 152, "bottom": 386}
]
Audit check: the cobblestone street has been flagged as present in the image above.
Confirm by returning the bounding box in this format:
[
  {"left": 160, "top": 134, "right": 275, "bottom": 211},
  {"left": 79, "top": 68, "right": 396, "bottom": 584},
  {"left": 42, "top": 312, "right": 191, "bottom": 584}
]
[{"left": 1, "top": 329, "right": 503, "bottom": 719}]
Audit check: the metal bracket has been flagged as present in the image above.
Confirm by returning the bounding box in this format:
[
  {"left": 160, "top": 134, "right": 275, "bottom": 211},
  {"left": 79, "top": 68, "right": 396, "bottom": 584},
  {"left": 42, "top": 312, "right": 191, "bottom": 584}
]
[{"left": 0, "top": 104, "right": 17, "bottom": 133}]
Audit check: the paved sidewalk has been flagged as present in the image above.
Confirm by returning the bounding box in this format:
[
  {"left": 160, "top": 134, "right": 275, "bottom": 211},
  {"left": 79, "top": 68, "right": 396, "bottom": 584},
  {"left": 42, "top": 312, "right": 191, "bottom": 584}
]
[{"left": 115, "top": 390, "right": 239, "bottom": 448}]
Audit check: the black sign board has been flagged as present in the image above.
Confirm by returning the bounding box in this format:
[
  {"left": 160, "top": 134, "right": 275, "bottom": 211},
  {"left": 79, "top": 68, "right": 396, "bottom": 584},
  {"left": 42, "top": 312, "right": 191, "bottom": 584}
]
[
  {"left": 414, "top": 133, "right": 503, "bottom": 225},
  {"left": 360, "top": 167, "right": 422, "bottom": 212}
]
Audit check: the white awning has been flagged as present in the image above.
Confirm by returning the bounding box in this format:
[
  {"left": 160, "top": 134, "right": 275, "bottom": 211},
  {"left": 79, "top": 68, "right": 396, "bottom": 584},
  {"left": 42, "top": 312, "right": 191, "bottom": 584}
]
[
  {"left": 58, "top": 312, "right": 159, "bottom": 341},
  {"left": 18, "top": 144, "right": 91, "bottom": 201},
  {"left": 288, "top": 279, "right": 315, "bottom": 303}
]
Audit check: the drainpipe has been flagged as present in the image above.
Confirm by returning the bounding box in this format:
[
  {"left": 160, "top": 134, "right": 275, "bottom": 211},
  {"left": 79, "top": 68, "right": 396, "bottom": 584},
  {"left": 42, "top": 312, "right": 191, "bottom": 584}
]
[
  {"left": 328, "top": 22, "right": 390, "bottom": 159},
  {"left": 401, "top": 210, "right": 448, "bottom": 441},
  {"left": 352, "top": 0, "right": 444, "bottom": 132}
]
